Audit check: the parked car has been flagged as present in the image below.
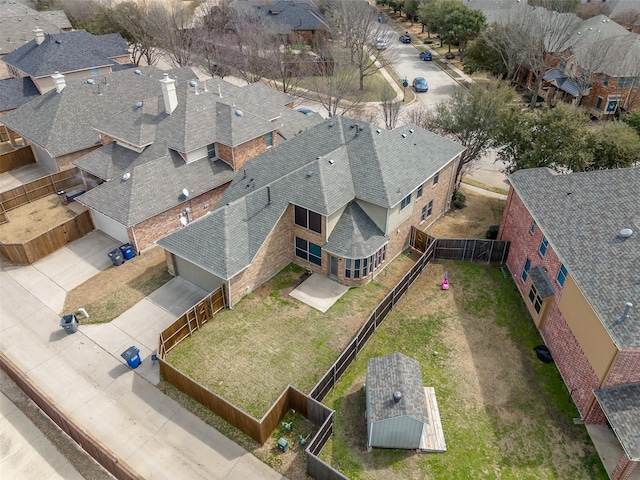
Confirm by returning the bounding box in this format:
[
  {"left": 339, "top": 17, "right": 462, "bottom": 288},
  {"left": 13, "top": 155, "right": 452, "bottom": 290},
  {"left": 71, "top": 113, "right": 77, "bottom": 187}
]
[
  {"left": 412, "top": 77, "right": 428, "bottom": 93},
  {"left": 296, "top": 108, "right": 315, "bottom": 116},
  {"left": 399, "top": 34, "right": 411, "bottom": 44},
  {"left": 375, "top": 38, "right": 388, "bottom": 50},
  {"left": 419, "top": 51, "right": 432, "bottom": 61}
]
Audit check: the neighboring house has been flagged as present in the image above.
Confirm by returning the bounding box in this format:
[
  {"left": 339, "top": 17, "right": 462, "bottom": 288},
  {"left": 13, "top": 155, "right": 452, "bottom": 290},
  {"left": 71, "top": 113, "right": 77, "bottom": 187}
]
[
  {"left": 254, "top": 0, "right": 330, "bottom": 44},
  {"left": 611, "top": 0, "right": 640, "bottom": 34},
  {"left": 498, "top": 167, "right": 639, "bottom": 480},
  {"left": 1, "top": 29, "right": 132, "bottom": 94},
  {"left": 0, "top": 2, "right": 72, "bottom": 79},
  {"left": 70, "top": 69, "right": 321, "bottom": 253},
  {"left": 158, "top": 116, "right": 464, "bottom": 304},
  {"left": 366, "top": 353, "right": 446, "bottom": 452}
]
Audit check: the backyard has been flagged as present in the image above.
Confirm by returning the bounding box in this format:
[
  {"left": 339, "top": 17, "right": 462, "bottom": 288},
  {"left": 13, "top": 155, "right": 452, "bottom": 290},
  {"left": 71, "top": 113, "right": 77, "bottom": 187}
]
[{"left": 320, "top": 260, "right": 607, "bottom": 480}]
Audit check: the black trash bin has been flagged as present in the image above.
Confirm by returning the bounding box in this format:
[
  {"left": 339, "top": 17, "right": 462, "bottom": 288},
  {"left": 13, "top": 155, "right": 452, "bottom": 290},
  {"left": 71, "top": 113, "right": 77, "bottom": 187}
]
[
  {"left": 108, "top": 249, "right": 124, "bottom": 266},
  {"left": 119, "top": 243, "right": 134, "bottom": 260},
  {"left": 60, "top": 314, "right": 78, "bottom": 334},
  {"left": 121, "top": 346, "right": 141, "bottom": 369}
]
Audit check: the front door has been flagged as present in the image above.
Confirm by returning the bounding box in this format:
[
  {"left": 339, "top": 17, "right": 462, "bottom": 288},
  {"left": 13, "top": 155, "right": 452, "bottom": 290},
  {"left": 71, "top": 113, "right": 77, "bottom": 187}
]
[{"left": 330, "top": 255, "right": 338, "bottom": 280}]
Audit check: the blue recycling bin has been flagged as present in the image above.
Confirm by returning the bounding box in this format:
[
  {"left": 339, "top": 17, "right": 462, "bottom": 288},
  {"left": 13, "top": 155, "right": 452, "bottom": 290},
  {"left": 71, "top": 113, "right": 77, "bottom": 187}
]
[
  {"left": 121, "top": 346, "right": 141, "bottom": 369},
  {"left": 119, "top": 243, "right": 134, "bottom": 260}
]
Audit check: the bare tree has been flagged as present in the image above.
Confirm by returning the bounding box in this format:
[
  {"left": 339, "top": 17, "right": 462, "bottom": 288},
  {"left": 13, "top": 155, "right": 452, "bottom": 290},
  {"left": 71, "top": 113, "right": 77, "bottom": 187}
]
[
  {"left": 380, "top": 84, "right": 401, "bottom": 130},
  {"left": 567, "top": 37, "right": 616, "bottom": 106},
  {"left": 154, "top": 1, "right": 197, "bottom": 68}
]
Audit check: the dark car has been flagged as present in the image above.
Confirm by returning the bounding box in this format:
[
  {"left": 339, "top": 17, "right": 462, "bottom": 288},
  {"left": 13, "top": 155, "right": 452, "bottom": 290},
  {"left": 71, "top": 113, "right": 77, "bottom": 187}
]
[
  {"left": 296, "top": 108, "right": 315, "bottom": 116},
  {"left": 412, "top": 77, "right": 428, "bottom": 93},
  {"left": 399, "top": 34, "right": 411, "bottom": 44},
  {"left": 419, "top": 51, "right": 432, "bottom": 61}
]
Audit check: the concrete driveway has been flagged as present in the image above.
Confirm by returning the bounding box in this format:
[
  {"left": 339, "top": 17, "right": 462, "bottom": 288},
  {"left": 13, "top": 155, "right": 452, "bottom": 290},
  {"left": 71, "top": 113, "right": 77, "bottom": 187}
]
[{"left": 1, "top": 233, "right": 286, "bottom": 480}]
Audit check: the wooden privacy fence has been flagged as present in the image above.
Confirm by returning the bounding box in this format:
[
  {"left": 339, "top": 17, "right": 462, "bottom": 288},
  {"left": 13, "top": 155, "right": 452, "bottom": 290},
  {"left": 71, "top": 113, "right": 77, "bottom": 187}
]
[
  {"left": 158, "top": 239, "right": 437, "bottom": 479},
  {"left": 0, "top": 352, "right": 141, "bottom": 480},
  {"left": 410, "top": 228, "right": 510, "bottom": 264},
  {"left": 0, "top": 167, "right": 82, "bottom": 223},
  {"left": 0, "top": 145, "right": 35, "bottom": 173},
  {"left": 0, "top": 210, "right": 94, "bottom": 265}
]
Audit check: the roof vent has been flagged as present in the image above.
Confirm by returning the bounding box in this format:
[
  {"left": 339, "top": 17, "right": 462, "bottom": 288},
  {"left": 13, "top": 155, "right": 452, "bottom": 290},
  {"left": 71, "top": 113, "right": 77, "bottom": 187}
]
[
  {"left": 55, "top": 39, "right": 61, "bottom": 44},
  {"left": 122, "top": 172, "right": 130, "bottom": 181},
  {"left": 306, "top": 171, "right": 313, "bottom": 177},
  {"left": 393, "top": 391, "right": 402, "bottom": 404},
  {"left": 235, "top": 109, "right": 243, "bottom": 117},
  {"left": 409, "top": 128, "right": 414, "bottom": 133},
  {"left": 328, "top": 159, "right": 334, "bottom": 165},
  {"left": 376, "top": 129, "right": 382, "bottom": 134},
  {"left": 134, "top": 101, "right": 143, "bottom": 110},
  {"left": 615, "top": 302, "right": 633, "bottom": 324},
  {"left": 619, "top": 228, "right": 633, "bottom": 239},
  {"left": 86, "top": 78, "right": 95, "bottom": 85},
  {"left": 134, "top": 69, "right": 142, "bottom": 75},
  {"left": 401, "top": 133, "right": 407, "bottom": 138},
  {"left": 189, "top": 80, "right": 197, "bottom": 87}
]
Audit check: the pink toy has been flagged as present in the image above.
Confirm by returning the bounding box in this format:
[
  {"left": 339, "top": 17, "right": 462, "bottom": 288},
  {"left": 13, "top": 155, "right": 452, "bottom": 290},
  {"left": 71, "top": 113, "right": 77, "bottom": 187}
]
[{"left": 441, "top": 271, "right": 449, "bottom": 290}]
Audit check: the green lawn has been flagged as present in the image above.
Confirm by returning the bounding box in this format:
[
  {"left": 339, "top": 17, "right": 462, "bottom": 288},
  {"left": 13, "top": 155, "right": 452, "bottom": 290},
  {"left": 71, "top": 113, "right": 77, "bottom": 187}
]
[{"left": 319, "top": 261, "right": 607, "bottom": 480}]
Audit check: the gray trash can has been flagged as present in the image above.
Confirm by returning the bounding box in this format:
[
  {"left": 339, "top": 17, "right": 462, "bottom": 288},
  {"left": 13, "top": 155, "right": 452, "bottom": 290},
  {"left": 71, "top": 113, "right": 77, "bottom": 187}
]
[
  {"left": 60, "top": 314, "right": 78, "bottom": 334},
  {"left": 108, "top": 249, "right": 124, "bottom": 266}
]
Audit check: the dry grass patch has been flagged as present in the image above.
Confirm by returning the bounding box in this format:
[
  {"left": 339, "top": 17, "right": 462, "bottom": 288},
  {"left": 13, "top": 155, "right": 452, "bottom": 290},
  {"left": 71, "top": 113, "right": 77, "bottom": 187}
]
[
  {"left": 0, "top": 193, "right": 77, "bottom": 242},
  {"left": 62, "top": 246, "right": 172, "bottom": 321},
  {"left": 427, "top": 188, "right": 505, "bottom": 239}
]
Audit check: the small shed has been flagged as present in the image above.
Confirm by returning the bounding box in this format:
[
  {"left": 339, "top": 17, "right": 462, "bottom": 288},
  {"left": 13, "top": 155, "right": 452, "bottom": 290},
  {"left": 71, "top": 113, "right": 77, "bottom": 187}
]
[{"left": 366, "top": 352, "right": 446, "bottom": 452}]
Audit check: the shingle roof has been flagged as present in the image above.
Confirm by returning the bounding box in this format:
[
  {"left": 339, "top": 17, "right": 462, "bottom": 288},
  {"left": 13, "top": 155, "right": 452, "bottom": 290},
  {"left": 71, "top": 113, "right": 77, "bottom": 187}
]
[
  {"left": 323, "top": 202, "right": 388, "bottom": 259},
  {"left": 366, "top": 353, "right": 429, "bottom": 424},
  {"left": 508, "top": 167, "right": 640, "bottom": 349},
  {"left": 0, "top": 76, "right": 38, "bottom": 111},
  {"left": 594, "top": 383, "right": 640, "bottom": 461},
  {"left": 2, "top": 30, "right": 129, "bottom": 78},
  {"left": 529, "top": 266, "right": 555, "bottom": 299},
  {"left": 158, "top": 117, "right": 464, "bottom": 279},
  {"left": 573, "top": 33, "right": 640, "bottom": 77},
  {"left": 255, "top": 0, "right": 329, "bottom": 33},
  {"left": 0, "top": 13, "right": 72, "bottom": 55}
]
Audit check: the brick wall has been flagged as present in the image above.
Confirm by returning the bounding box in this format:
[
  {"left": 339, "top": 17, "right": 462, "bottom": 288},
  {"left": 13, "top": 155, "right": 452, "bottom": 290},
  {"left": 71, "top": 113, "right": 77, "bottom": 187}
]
[
  {"left": 229, "top": 204, "right": 294, "bottom": 305},
  {"left": 603, "top": 351, "right": 640, "bottom": 387},
  {"left": 56, "top": 146, "right": 102, "bottom": 171},
  {"left": 292, "top": 219, "right": 328, "bottom": 276},
  {"left": 130, "top": 182, "right": 229, "bottom": 252},
  {"left": 216, "top": 134, "right": 277, "bottom": 172},
  {"left": 611, "top": 454, "right": 637, "bottom": 480}
]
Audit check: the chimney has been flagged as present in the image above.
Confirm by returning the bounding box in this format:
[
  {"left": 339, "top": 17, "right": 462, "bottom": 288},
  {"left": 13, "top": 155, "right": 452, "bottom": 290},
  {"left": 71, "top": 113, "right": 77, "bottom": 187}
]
[
  {"left": 51, "top": 71, "right": 66, "bottom": 93},
  {"left": 34, "top": 26, "right": 45, "bottom": 45},
  {"left": 159, "top": 73, "right": 178, "bottom": 114}
]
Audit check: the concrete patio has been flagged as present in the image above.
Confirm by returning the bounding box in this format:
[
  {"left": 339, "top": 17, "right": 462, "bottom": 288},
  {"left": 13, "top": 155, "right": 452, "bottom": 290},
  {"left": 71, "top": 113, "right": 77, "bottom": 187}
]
[{"left": 289, "top": 273, "right": 350, "bottom": 313}]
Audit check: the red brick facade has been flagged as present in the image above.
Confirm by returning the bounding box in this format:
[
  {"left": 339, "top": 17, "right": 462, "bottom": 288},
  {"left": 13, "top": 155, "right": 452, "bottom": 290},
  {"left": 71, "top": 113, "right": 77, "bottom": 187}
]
[
  {"left": 129, "top": 182, "right": 229, "bottom": 252},
  {"left": 612, "top": 455, "right": 638, "bottom": 480},
  {"left": 498, "top": 188, "right": 640, "bottom": 424},
  {"left": 217, "top": 133, "right": 277, "bottom": 172}
]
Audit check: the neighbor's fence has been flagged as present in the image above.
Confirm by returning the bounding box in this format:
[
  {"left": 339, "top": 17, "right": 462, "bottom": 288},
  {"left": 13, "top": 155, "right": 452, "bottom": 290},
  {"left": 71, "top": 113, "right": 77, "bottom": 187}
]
[
  {"left": 0, "top": 210, "right": 94, "bottom": 264},
  {"left": 0, "top": 352, "right": 141, "bottom": 480},
  {"left": 158, "top": 239, "right": 437, "bottom": 479},
  {"left": 0, "top": 145, "right": 35, "bottom": 173},
  {"left": 421, "top": 232, "right": 509, "bottom": 264},
  {"left": 0, "top": 167, "right": 82, "bottom": 223}
]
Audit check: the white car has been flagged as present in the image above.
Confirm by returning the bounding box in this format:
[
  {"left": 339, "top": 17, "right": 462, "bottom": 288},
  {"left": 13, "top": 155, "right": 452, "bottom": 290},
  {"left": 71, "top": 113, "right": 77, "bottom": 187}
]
[{"left": 375, "top": 38, "right": 388, "bottom": 50}]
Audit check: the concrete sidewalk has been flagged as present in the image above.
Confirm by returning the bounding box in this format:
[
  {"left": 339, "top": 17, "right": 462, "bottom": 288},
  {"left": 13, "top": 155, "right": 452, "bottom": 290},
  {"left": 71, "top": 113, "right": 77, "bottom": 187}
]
[{"left": 0, "top": 237, "right": 286, "bottom": 479}]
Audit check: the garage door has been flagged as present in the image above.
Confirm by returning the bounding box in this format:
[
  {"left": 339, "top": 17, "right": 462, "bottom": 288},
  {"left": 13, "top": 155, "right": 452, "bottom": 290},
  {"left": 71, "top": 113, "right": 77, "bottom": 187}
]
[
  {"left": 174, "top": 255, "right": 222, "bottom": 293},
  {"left": 92, "top": 210, "right": 129, "bottom": 244}
]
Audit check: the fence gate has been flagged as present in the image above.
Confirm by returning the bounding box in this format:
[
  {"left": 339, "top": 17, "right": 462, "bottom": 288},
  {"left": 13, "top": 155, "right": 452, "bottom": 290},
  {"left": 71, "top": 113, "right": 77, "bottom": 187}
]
[
  {"left": 410, "top": 226, "right": 429, "bottom": 253},
  {"left": 473, "top": 240, "right": 491, "bottom": 261}
]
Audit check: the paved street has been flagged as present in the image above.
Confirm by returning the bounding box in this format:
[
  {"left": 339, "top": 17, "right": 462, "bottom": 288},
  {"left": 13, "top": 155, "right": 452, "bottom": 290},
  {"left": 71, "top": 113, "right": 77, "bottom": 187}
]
[{"left": 0, "top": 234, "right": 286, "bottom": 480}]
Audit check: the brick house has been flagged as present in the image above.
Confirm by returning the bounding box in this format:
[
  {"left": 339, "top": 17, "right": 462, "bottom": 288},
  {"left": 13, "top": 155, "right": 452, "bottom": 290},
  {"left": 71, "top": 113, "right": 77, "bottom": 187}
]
[
  {"left": 498, "top": 167, "right": 639, "bottom": 480},
  {"left": 158, "top": 116, "right": 464, "bottom": 305},
  {"left": 253, "top": 0, "right": 330, "bottom": 44}
]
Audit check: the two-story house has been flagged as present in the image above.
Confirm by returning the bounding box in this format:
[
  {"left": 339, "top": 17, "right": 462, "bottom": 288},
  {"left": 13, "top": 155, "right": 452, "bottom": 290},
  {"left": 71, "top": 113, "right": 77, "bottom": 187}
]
[
  {"left": 498, "top": 167, "right": 639, "bottom": 480},
  {"left": 158, "top": 116, "right": 465, "bottom": 304}
]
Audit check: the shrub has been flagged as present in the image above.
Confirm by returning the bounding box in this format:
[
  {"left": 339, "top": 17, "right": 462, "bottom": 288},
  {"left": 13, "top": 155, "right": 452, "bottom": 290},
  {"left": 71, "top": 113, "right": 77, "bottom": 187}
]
[
  {"left": 445, "top": 52, "right": 456, "bottom": 60},
  {"left": 453, "top": 199, "right": 464, "bottom": 209},
  {"left": 424, "top": 40, "right": 433, "bottom": 44},
  {"left": 485, "top": 225, "right": 499, "bottom": 239},
  {"left": 454, "top": 191, "right": 466, "bottom": 203}
]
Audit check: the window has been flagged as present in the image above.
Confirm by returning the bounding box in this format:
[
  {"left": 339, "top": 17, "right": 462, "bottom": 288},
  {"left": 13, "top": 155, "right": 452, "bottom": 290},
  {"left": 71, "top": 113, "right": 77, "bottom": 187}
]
[
  {"left": 559, "top": 58, "right": 567, "bottom": 70},
  {"left": 528, "top": 284, "right": 543, "bottom": 314},
  {"left": 433, "top": 171, "right": 439, "bottom": 185},
  {"left": 539, "top": 237, "right": 548, "bottom": 257},
  {"left": 207, "top": 143, "right": 216, "bottom": 158},
  {"left": 556, "top": 264, "right": 568, "bottom": 287},
  {"left": 596, "top": 97, "right": 603, "bottom": 110},
  {"left": 91, "top": 68, "right": 99, "bottom": 76},
  {"left": 603, "top": 75, "right": 609, "bottom": 87},
  {"left": 295, "top": 237, "right": 321, "bottom": 266},
  {"left": 427, "top": 200, "right": 433, "bottom": 217},
  {"left": 294, "top": 205, "right": 321, "bottom": 234},
  {"left": 400, "top": 194, "right": 411, "bottom": 210},
  {"left": 417, "top": 184, "right": 423, "bottom": 198},
  {"left": 530, "top": 220, "right": 536, "bottom": 234},
  {"left": 345, "top": 245, "right": 386, "bottom": 280},
  {"left": 266, "top": 132, "right": 273, "bottom": 148},
  {"left": 521, "top": 258, "right": 531, "bottom": 283},
  {"left": 421, "top": 206, "right": 427, "bottom": 222},
  {"left": 618, "top": 77, "right": 637, "bottom": 89}
]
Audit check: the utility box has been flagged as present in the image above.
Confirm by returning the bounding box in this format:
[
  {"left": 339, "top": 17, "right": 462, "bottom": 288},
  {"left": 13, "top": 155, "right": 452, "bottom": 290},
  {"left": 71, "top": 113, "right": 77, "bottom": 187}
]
[
  {"left": 59, "top": 314, "right": 78, "bottom": 334},
  {"left": 277, "top": 438, "right": 289, "bottom": 452}
]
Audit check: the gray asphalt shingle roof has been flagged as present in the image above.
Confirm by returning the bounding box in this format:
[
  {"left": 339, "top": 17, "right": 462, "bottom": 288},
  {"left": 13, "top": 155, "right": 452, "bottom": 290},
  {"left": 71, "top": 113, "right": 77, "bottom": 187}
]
[
  {"left": 158, "top": 116, "right": 463, "bottom": 279},
  {"left": 594, "top": 383, "right": 640, "bottom": 461},
  {"left": 323, "top": 202, "right": 388, "bottom": 259},
  {"left": 0, "top": 76, "right": 38, "bottom": 111},
  {"left": 508, "top": 167, "right": 640, "bottom": 349},
  {"left": 0, "top": 13, "right": 72, "bottom": 55},
  {"left": 2, "top": 30, "right": 129, "bottom": 78},
  {"left": 529, "top": 266, "right": 555, "bottom": 299},
  {"left": 366, "top": 353, "right": 429, "bottom": 424},
  {"left": 255, "top": 0, "right": 329, "bottom": 33}
]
